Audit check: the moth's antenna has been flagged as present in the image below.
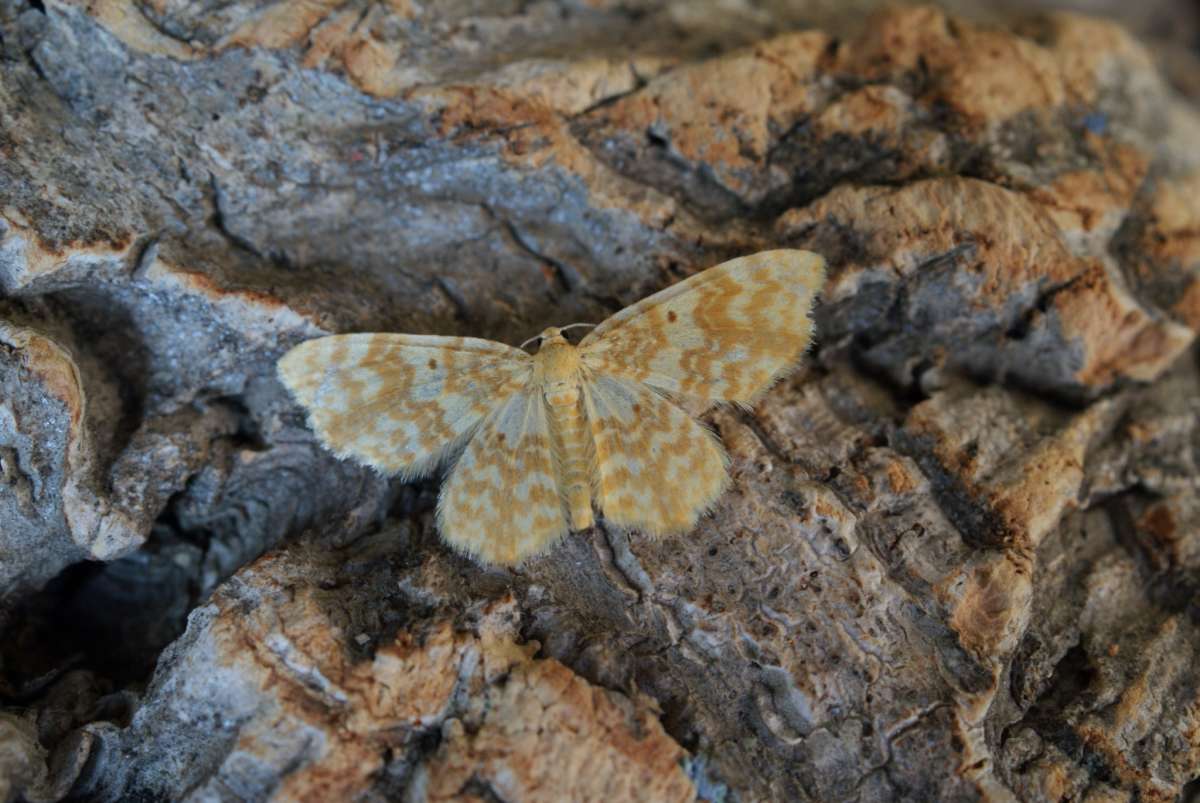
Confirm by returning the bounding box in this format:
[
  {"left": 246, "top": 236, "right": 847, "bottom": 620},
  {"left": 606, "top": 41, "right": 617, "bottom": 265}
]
[{"left": 519, "top": 334, "right": 542, "bottom": 350}]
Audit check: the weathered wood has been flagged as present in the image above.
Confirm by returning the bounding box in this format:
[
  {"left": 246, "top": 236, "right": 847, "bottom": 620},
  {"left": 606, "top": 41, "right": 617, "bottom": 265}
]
[{"left": 1, "top": 2, "right": 1199, "bottom": 801}]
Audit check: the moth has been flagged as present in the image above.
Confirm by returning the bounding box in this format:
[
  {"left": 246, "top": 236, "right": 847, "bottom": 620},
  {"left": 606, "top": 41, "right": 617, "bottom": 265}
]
[{"left": 278, "top": 249, "right": 825, "bottom": 565}]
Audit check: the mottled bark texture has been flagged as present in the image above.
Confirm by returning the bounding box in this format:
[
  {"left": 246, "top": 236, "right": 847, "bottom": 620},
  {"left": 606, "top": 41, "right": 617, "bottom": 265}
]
[{"left": 1, "top": 1, "right": 1199, "bottom": 801}]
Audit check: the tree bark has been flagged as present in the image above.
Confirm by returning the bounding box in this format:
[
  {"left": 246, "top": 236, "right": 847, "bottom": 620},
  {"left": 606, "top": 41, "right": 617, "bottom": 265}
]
[{"left": 1, "top": 1, "right": 1199, "bottom": 801}]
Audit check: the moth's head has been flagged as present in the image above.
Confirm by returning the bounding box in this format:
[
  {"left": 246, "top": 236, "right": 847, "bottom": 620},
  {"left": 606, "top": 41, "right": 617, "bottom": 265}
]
[
  {"left": 538, "top": 326, "right": 566, "bottom": 346},
  {"left": 522, "top": 324, "right": 594, "bottom": 352}
]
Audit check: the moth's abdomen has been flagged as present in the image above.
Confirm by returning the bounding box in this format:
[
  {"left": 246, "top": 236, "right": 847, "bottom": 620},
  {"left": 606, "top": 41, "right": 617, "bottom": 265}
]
[{"left": 546, "top": 387, "right": 595, "bottom": 531}]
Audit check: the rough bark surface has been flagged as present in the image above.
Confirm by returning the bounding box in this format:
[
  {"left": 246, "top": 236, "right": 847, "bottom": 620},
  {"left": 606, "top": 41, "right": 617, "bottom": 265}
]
[{"left": 1, "top": 1, "right": 1199, "bottom": 801}]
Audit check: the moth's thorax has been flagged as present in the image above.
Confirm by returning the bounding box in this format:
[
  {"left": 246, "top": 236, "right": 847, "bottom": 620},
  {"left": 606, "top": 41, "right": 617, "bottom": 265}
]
[{"left": 533, "top": 328, "right": 582, "bottom": 406}]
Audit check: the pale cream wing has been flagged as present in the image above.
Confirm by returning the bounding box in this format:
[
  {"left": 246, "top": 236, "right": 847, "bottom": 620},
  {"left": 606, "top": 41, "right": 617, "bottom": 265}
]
[
  {"left": 437, "top": 390, "right": 568, "bottom": 565},
  {"left": 278, "top": 334, "right": 531, "bottom": 478},
  {"left": 582, "top": 373, "right": 728, "bottom": 535},
  {"left": 579, "top": 250, "right": 825, "bottom": 404}
]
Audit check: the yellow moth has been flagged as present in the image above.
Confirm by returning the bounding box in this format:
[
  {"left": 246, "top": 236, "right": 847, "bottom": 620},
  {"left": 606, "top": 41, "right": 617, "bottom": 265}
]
[{"left": 278, "top": 250, "right": 825, "bottom": 565}]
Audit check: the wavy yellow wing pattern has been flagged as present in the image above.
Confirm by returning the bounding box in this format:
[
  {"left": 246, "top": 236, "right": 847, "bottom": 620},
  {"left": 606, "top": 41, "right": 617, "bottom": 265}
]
[{"left": 279, "top": 250, "right": 825, "bottom": 565}]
